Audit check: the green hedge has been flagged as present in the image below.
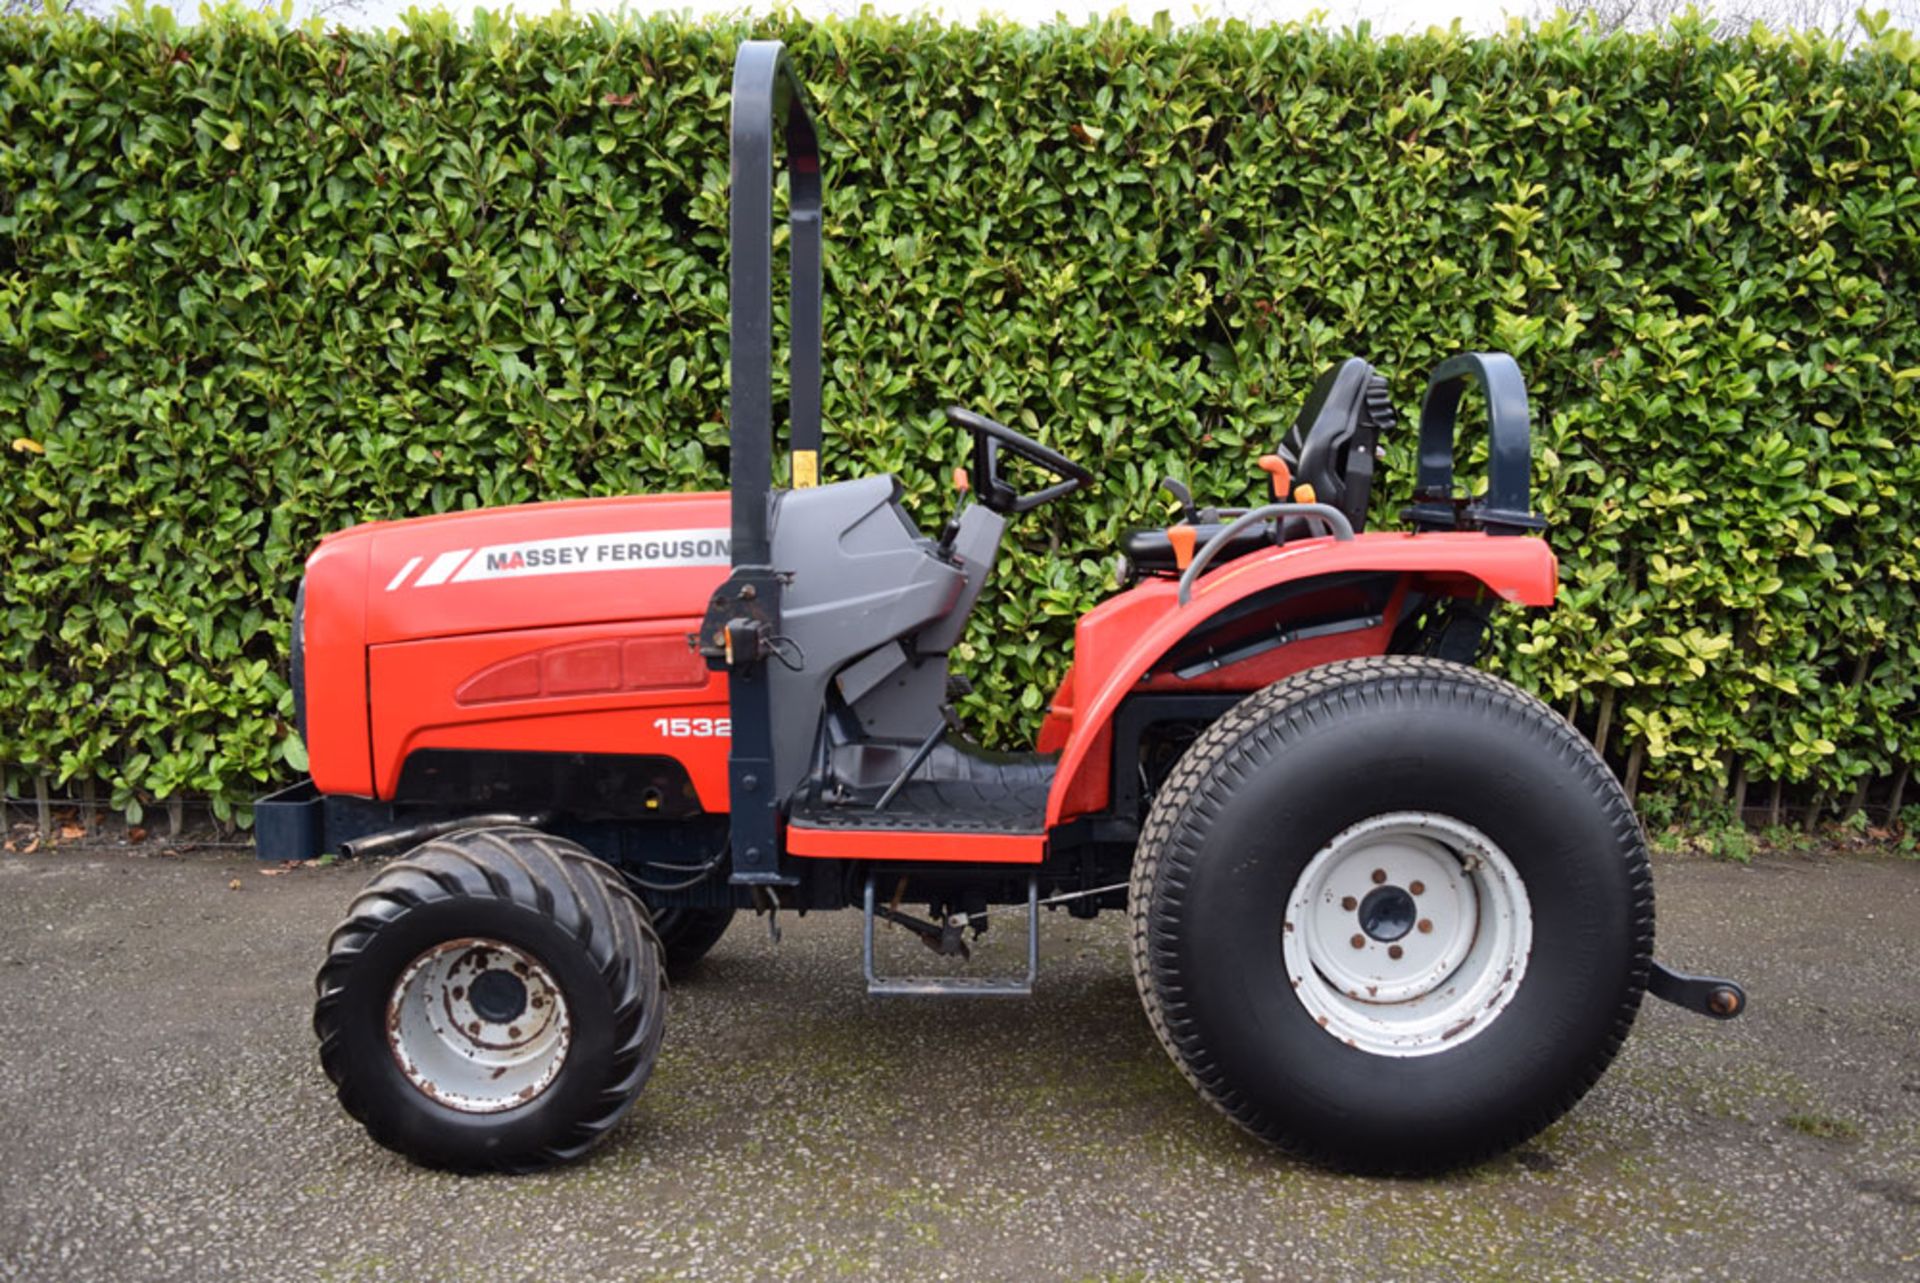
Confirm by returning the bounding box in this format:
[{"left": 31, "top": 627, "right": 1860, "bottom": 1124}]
[{"left": 2, "top": 6, "right": 1917, "bottom": 824}]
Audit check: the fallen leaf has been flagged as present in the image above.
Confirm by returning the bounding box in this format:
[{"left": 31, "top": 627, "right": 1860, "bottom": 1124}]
[
  {"left": 227, "top": 878, "right": 242, "bottom": 891},
  {"left": 59, "top": 824, "right": 85, "bottom": 840},
  {"left": 10, "top": 437, "right": 44, "bottom": 454},
  {"left": 127, "top": 827, "right": 148, "bottom": 842},
  {"left": 258, "top": 867, "right": 287, "bottom": 877}
]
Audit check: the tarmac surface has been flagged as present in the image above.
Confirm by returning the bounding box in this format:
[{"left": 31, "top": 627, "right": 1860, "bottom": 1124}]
[{"left": 0, "top": 845, "right": 1915, "bottom": 1282}]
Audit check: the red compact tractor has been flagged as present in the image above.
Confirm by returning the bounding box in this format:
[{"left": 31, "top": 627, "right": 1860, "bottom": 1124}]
[{"left": 259, "top": 42, "right": 1744, "bottom": 1174}]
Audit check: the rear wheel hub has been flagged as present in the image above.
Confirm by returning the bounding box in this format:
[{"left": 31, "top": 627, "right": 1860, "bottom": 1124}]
[{"left": 1357, "top": 885, "right": 1417, "bottom": 942}]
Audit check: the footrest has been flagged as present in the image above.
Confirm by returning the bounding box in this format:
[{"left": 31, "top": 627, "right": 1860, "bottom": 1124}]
[{"left": 862, "top": 876, "right": 1038, "bottom": 997}]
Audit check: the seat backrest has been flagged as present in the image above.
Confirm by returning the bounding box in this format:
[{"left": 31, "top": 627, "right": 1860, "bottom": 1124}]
[{"left": 1279, "top": 358, "right": 1395, "bottom": 532}]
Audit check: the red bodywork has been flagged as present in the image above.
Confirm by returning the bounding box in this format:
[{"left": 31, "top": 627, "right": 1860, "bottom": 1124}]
[
  {"left": 1038, "top": 532, "right": 1557, "bottom": 828},
  {"left": 302, "top": 493, "right": 735, "bottom": 806},
  {"left": 302, "top": 492, "right": 1555, "bottom": 865}
]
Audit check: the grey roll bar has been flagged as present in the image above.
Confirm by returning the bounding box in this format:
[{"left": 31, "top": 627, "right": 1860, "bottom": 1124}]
[
  {"left": 696, "top": 40, "right": 823, "bottom": 887},
  {"left": 729, "top": 39, "right": 823, "bottom": 568},
  {"left": 1403, "top": 352, "right": 1545, "bottom": 536}
]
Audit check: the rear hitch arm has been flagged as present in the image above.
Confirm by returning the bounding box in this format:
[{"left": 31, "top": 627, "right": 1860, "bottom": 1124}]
[{"left": 1647, "top": 961, "right": 1746, "bottom": 1020}]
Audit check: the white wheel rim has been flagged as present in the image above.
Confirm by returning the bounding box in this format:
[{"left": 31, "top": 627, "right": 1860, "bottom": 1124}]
[
  {"left": 1281, "top": 812, "right": 1532, "bottom": 1058},
  {"left": 387, "top": 937, "right": 572, "bottom": 1113}
]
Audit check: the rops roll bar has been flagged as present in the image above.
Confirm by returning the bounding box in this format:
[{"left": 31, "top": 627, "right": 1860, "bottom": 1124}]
[
  {"left": 1402, "top": 352, "right": 1546, "bottom": 536},
  {"left": 729, "top": 39, "right": 823, "bottom": 568},
  {"left": 696, "top": 40, "right": 822, "bottom": 887}
]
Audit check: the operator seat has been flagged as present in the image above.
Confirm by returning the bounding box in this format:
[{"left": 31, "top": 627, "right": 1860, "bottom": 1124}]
[
  {"left": 1278, "top": 356, "right": 1392, "bottom": 534},
  {"left": 1125, "top": 358, "right": 1394, "bottom": 577}
]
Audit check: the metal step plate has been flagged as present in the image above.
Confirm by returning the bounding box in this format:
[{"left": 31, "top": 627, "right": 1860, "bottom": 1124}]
[{"left": 862, "top": 876, "right": 1037, "bottom": 997}]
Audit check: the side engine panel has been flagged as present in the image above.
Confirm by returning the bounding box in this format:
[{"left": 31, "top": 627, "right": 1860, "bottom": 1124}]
[{"left": 367, "top": 619, "right": 731, "bottom": 809}]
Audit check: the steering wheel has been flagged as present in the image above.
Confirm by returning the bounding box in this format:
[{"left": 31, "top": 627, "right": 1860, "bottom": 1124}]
[{"left": 945, "top": 406, "right": 1094, "bottom": 515}]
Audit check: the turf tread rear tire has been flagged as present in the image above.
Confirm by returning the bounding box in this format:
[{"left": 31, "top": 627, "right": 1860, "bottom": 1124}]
[
  {"left": 314, "top": 826, "right": 665, "bottom": 1173},
  {"left": 1128, "top": 656, "right": 1654, "bottom": 1174}
]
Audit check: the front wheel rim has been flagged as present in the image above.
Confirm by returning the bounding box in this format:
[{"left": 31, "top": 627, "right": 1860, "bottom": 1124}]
[
  {"left": 1281, "top": 812, "right": 1532, "bottom": 1058},
  {"left": 387, "top": 937, "right": 572, "bottom": 1113}
]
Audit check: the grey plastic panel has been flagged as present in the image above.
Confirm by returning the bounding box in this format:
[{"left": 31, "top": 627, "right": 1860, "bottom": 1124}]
[
  {"left": 848, "top": 657, "right": 947, "bottom": 741},
  {"left": 767, "top": 475, "right": 966, "bottom": 797},
  {"left": 835, "top": 641, "right": 910, "bottom": 706},
  {"left": 916, "top": 503, "right": 1005, "bottom": 654}
]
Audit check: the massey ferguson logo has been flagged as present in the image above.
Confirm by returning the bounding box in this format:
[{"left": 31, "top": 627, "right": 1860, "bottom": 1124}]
[{"left": 384, "top": 528, "right": 731, "bottom": 591}]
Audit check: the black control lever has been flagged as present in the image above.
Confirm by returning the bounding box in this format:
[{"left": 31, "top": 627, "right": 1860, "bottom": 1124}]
[
  {"left": 871, "top": 903, "right": 972, "bottom": 959},
  {"left": 1158, "top": 477, "right": 1199, "bottom": 524},
  {"left": 874, "top": 704, "right": 962, "bottom": 813}
]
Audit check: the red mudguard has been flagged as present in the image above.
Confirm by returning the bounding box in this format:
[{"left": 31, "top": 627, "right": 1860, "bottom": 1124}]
[{"left": 1040, "top": 531, "right": 1558, "bottom": 827}]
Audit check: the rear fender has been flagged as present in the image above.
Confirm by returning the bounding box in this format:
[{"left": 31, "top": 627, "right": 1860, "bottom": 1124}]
[{"left": 1044, "top": 531, "right": 1557, "bottom": 825}]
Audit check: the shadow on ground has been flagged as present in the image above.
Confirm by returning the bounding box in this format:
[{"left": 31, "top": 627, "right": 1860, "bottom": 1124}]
[{"left": 0, "top": 849, "right": 1914, "bottom": 1282}]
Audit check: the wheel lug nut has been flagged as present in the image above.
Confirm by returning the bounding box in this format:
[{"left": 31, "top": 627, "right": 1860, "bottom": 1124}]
[
  {"left": 1418, "top": 919, "right": 1433, "bottom": 934},
  {"left": 1388, "top": 945, "right": 1404, "bottom": 960},
  {"left": 1370, "top": 868, "right": 1387, "bottom": 885},
  {"left": 1341, "top": 896, "right": 1357, "bottom": 911},
  {"left": 1409, "top": 880, "right": 1425, "bottom": 896},
  {"left": 1350, "top": 934, "right": 1366, "bottom": 949}
]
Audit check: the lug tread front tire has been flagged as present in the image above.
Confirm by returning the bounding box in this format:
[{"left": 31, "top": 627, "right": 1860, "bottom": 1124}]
[
  {"left": 314, "top": 826, "right": 665, "bottom": 1173},
  {"left": 1128, "top": 656, "right": 1654, "bottom": 1174}
]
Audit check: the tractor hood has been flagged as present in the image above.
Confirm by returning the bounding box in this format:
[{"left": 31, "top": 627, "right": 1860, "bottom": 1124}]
[
  {"left": 296, "top": 490, "right": 733, "bottom": 799},
  {"left": 310, "top": 491, "right": 734, "bottom": 645}
]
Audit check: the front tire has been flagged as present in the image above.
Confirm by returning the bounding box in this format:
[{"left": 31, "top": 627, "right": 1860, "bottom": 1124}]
[
  {"left": 314, "top": 826, "right": 666, "bottom": 1172},
  {"left": 1130, "top": 657, "right": 1653, "bottom": 1174}
]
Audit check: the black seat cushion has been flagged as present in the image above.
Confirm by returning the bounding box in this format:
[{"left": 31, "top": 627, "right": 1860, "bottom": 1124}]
[{"left": 1125, "top": 523, "right": 1274, "bottom": 577}]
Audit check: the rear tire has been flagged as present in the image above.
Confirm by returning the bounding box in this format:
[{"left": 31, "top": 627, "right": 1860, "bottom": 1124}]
[
  {"left": 648, "top": 906, "right": 736, "bottom": 973},
  {"left": 314, "top": 826, "right": 666, "bottom": 1172},
  {"left": 1129, "top": 657, "right": 1653, "bottom": 1175}
]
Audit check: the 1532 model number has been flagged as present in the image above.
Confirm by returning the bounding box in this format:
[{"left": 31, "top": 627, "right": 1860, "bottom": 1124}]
[{"left": 653, "top": 716, "right": 730, "bottom": 738}]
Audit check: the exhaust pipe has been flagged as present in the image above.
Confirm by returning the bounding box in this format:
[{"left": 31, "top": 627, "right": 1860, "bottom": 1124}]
[{"left": 338, "top": 813, "right": 549, "bottom": 862}]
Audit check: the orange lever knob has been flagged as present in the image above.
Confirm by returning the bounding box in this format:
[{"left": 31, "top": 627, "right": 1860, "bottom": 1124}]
[
  {"left": 1257, "top": 454, "right": 1292, "bottom": 500},
  {"left": 1167, "top": 523, "right": 1197, "bottom": 572},
  {"left": 953, "top": 466, "right": 970, "bottom": 494}
]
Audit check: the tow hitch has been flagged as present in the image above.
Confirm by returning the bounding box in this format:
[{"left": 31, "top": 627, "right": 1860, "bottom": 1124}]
[{"left": 1648, "top": 961, "right": 1746, "bottom": 1020}]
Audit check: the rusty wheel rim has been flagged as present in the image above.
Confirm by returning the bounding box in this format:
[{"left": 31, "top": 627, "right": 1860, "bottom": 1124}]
[
  {"left": 1281, "top": 812, "right": 1533, "bottom": 1058},
  {"left": 386, "top": 937, "right": 572, "bottom": 1113}
]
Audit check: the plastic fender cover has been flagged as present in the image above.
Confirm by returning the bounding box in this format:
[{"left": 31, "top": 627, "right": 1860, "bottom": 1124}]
[{"left": 1044, "top": 532, "right": 1558, "bottom": 826}]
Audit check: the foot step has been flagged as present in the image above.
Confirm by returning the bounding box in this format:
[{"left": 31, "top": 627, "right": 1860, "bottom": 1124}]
[{"left": 862, "top": 875, "right": 1037, "bottom": 997}]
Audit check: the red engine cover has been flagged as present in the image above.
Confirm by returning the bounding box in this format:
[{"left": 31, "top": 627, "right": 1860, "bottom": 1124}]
[{"left": 301, "top": 492, "right": 734, "bottom": 804}]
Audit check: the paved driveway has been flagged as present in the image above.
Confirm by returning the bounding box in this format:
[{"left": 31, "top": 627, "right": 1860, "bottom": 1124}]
[{"left": 0, "top": 848, "right": 1915, "bottom": 1282}]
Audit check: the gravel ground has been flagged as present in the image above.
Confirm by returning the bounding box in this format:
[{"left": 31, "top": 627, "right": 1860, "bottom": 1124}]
[{"left": 0, "top": 846, "right": 1915, "bottom": 1283}]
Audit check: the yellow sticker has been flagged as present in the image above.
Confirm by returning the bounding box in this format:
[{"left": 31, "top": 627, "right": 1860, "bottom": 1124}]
[{"left": 792, "top": 449, "right": 819, "bottom": 489}]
